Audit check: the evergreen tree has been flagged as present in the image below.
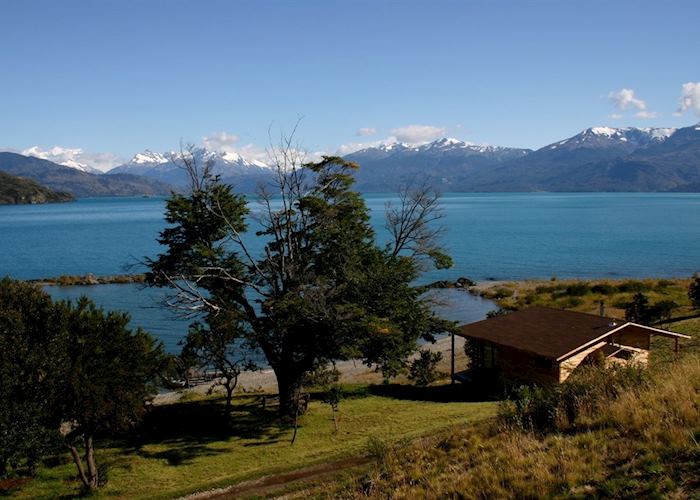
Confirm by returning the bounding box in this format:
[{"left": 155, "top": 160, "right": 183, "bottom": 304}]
[
  {"left": 688, "top": 274, "right": 700, "bottom": 310},
  {"left": 0, "top": 279, "right": 62, "bottom": 478},
  {"left": 147, "top": 144, "right": 453, "bottom": 417},
  {"left": 55, "top": 298, "right": 163, "bottom": 490}
]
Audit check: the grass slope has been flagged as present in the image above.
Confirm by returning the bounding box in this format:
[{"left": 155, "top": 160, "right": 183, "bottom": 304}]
[
  {"left": 303, "top": 318, "right": 700, "bottom": 499},
  {"left": 12, "top": 388, "right": 496, "bottom": 499}
]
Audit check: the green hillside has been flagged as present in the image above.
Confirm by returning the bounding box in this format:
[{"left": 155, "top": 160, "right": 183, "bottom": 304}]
[{"left": 0, "top": 171, "right": 74, "bottom": 204}]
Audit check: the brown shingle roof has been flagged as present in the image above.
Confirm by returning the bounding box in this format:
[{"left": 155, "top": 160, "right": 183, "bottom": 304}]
[{"left": 457, "top": 306, "right": 621, "bottom": 360}]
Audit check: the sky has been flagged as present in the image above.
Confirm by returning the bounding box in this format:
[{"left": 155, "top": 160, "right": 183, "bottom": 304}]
[{"left": 1, "top": 0, "right": 699, "bottom": 171}]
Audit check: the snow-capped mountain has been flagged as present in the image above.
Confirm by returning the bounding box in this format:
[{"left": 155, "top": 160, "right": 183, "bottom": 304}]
[
  {"left": 547, "top": 126, "right": 677, "bottom": 151},
  {"left": 354, "top": 137, "right": 529, "bottom": 157},
  {"left": 108, "top": 147, "right": 272, "bottom": 188},
  {"left": 21, "top": 146, "right": 103, "bottom": 174},
  {"left": 344, "top": 138, "right": 532, "bottom": 191},
  {"left": 130, "top": 150, "right": 169, "bottom": 165},
  {"left": 463, "top": 123, "right": 700, "bottom": 192}
]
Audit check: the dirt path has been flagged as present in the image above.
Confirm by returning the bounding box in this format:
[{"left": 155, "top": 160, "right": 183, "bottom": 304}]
[{"left": 180, "top": 456, "right": 372, "bottom": 499}]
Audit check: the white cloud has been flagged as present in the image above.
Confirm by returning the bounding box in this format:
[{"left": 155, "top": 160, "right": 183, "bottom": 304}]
[
  {"left": 202, "top": 131, "right": 269, "bottom": 163},
  {"left": 608, "top": 113, "right": 623, "bottom": 120},
  {"left": 635, "top": 110, "right": 658, "bottom": 119},
  {"left": 609, "top": 88, "right": 647, "bottom": 111},
  {"left": 390, "top": 124, "right": 446, "bottom": 144},
  {"left": 21, "top": 146, "right": 122, "bottom": 172},
  {"left": 677, "top": 82, "right": 700, "bottom": 116},
  {"left": 337, "top": 123, "right": 453, "bottom": 155},
  {"left": 356, "top": 127, "right": 377, "bottom": 137},
  {"left": 202, "top": 131, "right": 327, "bottom": 165}
]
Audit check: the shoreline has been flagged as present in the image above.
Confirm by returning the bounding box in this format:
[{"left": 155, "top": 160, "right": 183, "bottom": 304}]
[
  {"left": 28, "top": 274, "right": 696, "bottom": 288},
  {"left": 30, "top": 273, "right": 146, "bottom": 287},
  {"left": 153, "top": 334, "right": 467, "bottom": 405}
]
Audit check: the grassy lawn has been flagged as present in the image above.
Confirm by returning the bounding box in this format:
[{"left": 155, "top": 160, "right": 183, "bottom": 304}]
[{"left": 14, "top": 385, "right": 497, "bottom": 499}]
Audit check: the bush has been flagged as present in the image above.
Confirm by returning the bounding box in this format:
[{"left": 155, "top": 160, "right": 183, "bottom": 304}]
[
  {"left": 688, "top": 274, "right": 700, "bottom": 310},
  {"left": 616, "top": 280, "right": 650, "bottom": 293},
  {"left": 408, "top": 349, "right": 443, "bottom": 387},
  {"left": 564, "top": 283, "right": 590, "bottom": 296},
  {"left": 490, "top": 287, "right": 514, "bottom": 299},
  {"left": 591, "top": 283, "right": 616, "bottom": 295},
  {"left": 655, "top": 279, "right": 674, "bottom": 290},
  {"left": 486, "top": 308, "right": 510, "bottom": 318},
  {"left": 499, "top": 363, "right": 650, "bottom": 433}
]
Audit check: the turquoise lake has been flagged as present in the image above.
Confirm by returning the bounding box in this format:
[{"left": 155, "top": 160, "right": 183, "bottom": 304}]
[{"left": 2, "top": 193, "right": 699, "bottom": 352}]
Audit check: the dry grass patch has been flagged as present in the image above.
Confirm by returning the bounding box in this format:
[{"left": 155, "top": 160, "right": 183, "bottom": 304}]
[{"left": 319, "top": 353, "right": 700, "bottom": 499}]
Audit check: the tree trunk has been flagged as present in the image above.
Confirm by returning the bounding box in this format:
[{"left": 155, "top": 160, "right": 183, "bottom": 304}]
[
  {"left": 224, "top": 382, "right": 235, "bottom": 416},
  {"left": 67, "top": 443, "right": 89, "bottom": 488},
  {"left": 275, "top": 368, "right": 303, "bottom": 420},
  {"left": 332, "top": 406, "right": 339, "bottom": 432},
  {"left": 84, "top": 435, "right": 98, "bottom": 489}
]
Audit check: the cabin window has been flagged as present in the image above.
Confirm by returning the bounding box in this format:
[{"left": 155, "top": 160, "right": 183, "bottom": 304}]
[
  {"left": 483, "top": 343, "right": 498, "bottom": 369},
  {"left": 534, "top": 356, "right": 552, "bottom": 370}
]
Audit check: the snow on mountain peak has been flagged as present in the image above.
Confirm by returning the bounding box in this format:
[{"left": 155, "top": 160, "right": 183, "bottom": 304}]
[
  {"left": 588, "top": 126, "right": 620, "bottom": 137},
  {"left": 21, "top": 145, "right": 102, "bottom": 173},
  {"left": 131, "top": 150, "right": 169, "bottom": 165},
  {"left": 432, "top": 137, "right": 463, "bottom": 147},
  {"left": 641, "top": 127, "right": 677, "bottom": 140}
]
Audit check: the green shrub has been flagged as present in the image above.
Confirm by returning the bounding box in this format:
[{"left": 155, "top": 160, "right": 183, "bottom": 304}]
[
  {"left": 499, "top": 363, "right": 650, "bottom": 433},
  {"left": 564, "top": 283, "right": 590, "bottom": 296},
  {"left": 408, "top": 349, "right": 443, "bottom": 387},
  {"left": 616, "top": 280, "right": 650, "bottom": 293},
  {"left": 491, "top": 287, "right": 514, "bottom": 299},
  {"left": 591, "top": 283, "right": 616, "bottom": 295},
  {"left": 562, "top": 296, "right": 582, "bottom": 308}
]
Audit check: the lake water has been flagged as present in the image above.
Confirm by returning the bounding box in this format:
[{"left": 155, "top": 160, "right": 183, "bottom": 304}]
[{"left": 2, "top": 193, "right": 700, "bottom": 353}]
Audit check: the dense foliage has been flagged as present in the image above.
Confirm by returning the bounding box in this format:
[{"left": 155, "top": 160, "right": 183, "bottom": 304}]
[
  {"left": 0, "top": 278, "right": 163, "bottom": 490},
  {"left": 0, "top": 278, "right": 63, "bottom": 477},
  {"left": 689, "top": 274, "right": 700, "bottom": 310},
  {"left": 408, "top": 349, "right": 443, "bottom": 387}
]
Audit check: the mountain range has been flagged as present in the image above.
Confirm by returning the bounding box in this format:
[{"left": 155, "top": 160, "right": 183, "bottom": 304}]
[
  {"left": 108, "top": 148, "right": 272, "bottom": 192},
  {"left": 0, "top": 152, "right": 173, "bottom": 197},
  {"left": 3, "top": 123, "right": 700, "bottom": 195}
]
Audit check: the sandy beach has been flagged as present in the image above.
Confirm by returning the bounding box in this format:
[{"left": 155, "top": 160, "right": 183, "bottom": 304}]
[{"left": 153, "top": 334, "right": 467, "bottom": 405}]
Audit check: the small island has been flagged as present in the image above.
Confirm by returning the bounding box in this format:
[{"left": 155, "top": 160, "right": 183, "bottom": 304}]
[{"left": 0, "top": 171, "right": 74, "bottom": 205}]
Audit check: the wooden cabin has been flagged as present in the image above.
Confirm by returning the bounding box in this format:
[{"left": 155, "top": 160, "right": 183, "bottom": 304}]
[{"left": 451, "top": 306, "right": 690, "bottom": 385}]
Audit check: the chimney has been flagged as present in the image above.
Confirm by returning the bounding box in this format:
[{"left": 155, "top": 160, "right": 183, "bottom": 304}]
[{"left": 599, "top": 300, "right": 605, "bottom": 317}]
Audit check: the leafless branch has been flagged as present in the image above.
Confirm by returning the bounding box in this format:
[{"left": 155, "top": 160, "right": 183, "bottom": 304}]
[{"left": 386, "top": 181, "right": 447, "bottom": 260}]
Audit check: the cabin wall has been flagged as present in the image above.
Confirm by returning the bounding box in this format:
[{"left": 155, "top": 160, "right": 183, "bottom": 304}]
[
  {"left": 558, "top": 341, "right": 608, "bottom": 382},
  {"left": 612, "top": 326, "right": 651, "bottom": 350},
  {"left": 475, "top": 341, "right": 560, "bottom": 385}
]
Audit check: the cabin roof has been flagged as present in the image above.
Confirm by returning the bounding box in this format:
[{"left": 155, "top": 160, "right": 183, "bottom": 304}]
[{"left": 457, "top": 306, "right": 689, "bottom": 361}]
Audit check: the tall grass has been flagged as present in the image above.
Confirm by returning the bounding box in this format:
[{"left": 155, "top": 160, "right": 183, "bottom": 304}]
[{"left": 328, "top": 355, "right": 700, "bottom": 499}]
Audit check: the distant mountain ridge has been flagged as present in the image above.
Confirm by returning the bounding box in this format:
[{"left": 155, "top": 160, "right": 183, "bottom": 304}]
[
  {"left": 464, "top": 124, "right": 700, "bottom": 192},
  {"left": 5, "top": 123, "right": 700, "bottom": 194},
  {"left": 344, "top": 138, "right": 532, "bottom": 192},
  {"left": 0, "top": 152, "right": 174, "bottom": 197},
  {"left": 109, "top": 147, "right": 271, "bottom": 190},
  {"left": 106, "top": 125, "right": 700, "bottom": 192},
  {"left": 21, "top": 146, "right": 104, "bottom": 174},
  {"left": 345, "top": 124, "right": 700, "bottom": 192}
]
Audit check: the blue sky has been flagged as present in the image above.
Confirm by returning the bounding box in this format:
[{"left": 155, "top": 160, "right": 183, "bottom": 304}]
[{"left": 1, "top": 0, "right": 699, "bottom": 170}]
